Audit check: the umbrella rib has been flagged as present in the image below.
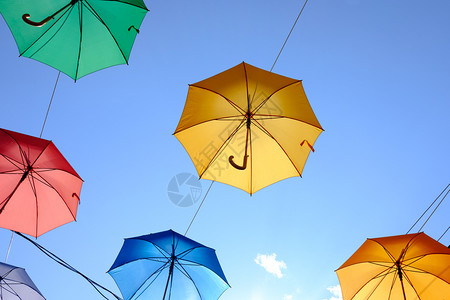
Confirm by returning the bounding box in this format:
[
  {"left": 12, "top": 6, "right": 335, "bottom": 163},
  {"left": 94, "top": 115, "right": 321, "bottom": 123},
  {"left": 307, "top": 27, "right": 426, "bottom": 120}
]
[
  {"left": 128, "top": 261, "right": 171, "bottom": 300},
  {"left": 95, "top": 0, "right": 149, "bottom": 11},
  {"left": 173, "top": 260, "right": 204, "bottom": 299},
  {"left": 251, "top": 80, "right": 301, "bottom": 115},
  {"left": 32, "top": 170, "right": 78, "bottom": 222},
  {"left": 19, "top": 5, "right": 74, "bottom": 57},
  {"left": 75, "top": 2, "right": 83, "bottom": 80},
  {"left": 251, "top": 118, "right": 303, "bottom": 176},
  {"left": 0, "top": 279, "right": 22, "bottom": 298},
  {"left": 189, "top": 85, "right": 246, "bottom": 116},
  {"left": 198, "top": 119, "right": 247, "bottom": 178},
  {"left": 173, "top": 115, "right": 245, "bottom": 135},
  {"left": 255, "top": 114, "right": 324, "bottom": 131},
  {"left": 82, "top": 1, "right": 129, "bottom": 64},
  {"left": 0, "top": 154, "right": 25, "bottom": 171}
]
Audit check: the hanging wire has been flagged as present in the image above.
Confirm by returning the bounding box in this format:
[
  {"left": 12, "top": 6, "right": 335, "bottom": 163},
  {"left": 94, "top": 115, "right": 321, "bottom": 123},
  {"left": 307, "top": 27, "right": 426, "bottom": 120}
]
[
  {"left": 15, "top": 231, "right": 122, "bottom": 300},
  {"left": 417, "top": 187, "right": 450, "bottom": 232},
  {"left": 270, "top": 0, "right": 310, "bottom": 72},
  {"left": 40, "top": 71, "right": 61, "bottom": 138},
  {"left": 437, "top": 226, "right": 449, "bottom": 243},
  {"left": 4, "top": 71, "right": 62, "bottom": 264},
  {"left": 406, "top": 183, "right": 450, "bottom": 234},
  {"left": 185, "top": 181, "right": 215, "bottom": 236},
  {"left": 4, "top": 232, "right": 14, "bottom": 262}
]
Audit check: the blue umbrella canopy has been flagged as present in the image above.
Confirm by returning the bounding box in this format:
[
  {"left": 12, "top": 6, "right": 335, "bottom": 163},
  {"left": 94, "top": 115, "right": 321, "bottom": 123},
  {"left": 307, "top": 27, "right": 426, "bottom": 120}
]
[
  {"left": 108, "top": 229, "right": 230, "bottom": 300},
  {"left": 0, "top": 262, "right": 45, "bottom": 300}
]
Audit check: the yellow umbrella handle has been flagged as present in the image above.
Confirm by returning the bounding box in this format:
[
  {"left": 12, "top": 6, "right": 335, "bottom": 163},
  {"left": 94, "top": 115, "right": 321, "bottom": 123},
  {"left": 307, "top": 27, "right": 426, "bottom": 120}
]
[{"left": 22, "top": 1, "right": 73, "bottom": 27}]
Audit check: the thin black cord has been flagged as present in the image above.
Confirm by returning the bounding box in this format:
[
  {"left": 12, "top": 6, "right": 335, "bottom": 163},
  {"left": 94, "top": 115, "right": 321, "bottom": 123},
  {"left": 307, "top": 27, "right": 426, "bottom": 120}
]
[
  {"left": 437, "top": 226, "right": 449, "bottom": 243},
  {"left": 15, "top": 231, "right": 122, "bottom": 300},
  {"left": 417, "top": 188, "right": 450, "bottom": 233},
  {"left": 270, "top": 0, "right": 310, "bottom": 72},
  {"left": 406, "top": 183, "right": 450, "bottom": 234},
  {"left": 40, "top": 71, "right": 61, "bottom": 138},
  {"left": 185, "top": 181, "right": 215, "bottom": 236}
]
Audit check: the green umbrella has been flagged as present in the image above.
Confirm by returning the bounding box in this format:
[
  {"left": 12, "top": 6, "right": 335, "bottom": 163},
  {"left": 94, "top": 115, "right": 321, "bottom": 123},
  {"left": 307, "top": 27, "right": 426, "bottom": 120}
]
[{"left": 0, "top": 0, "right": 148, "bottom": 80}]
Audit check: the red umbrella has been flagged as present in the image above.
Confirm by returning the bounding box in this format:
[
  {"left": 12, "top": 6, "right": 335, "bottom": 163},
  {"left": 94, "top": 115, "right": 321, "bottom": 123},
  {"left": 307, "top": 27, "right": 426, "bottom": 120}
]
[{"left": 0, "top": 128, "right": 83, "bottom": 237}]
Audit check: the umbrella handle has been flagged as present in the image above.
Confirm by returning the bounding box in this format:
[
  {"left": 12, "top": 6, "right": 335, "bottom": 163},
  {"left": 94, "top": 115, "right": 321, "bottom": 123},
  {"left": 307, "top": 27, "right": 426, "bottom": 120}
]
[
  {"left": 229, "top": 154, "right": 248, "bottom": 170},
  {"left": 300, "top": 139, "right": 315, "bottom": 152},
  {"left": 22, "top": 14, "right": 55, "bottom": 27},
  {"left": 22, "top": 2, "right": 72, "bottom": 27}
]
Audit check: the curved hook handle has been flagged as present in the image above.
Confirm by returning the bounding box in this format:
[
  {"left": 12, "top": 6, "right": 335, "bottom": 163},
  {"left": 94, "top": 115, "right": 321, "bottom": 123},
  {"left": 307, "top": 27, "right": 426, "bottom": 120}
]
[
  {"left": 22, "top": 14, "right": 53, "bottom": 27},
  {"left": 72, "top": 193, "right": 81, "bottom": 204},
  {"left": 128, "top": 25, "right": 140, "bottom": 33},
  {"left": 229, "top": 154, "right": 248, "bottom": 170},
  {"left": 22, "top": 2, "right": 72, "bottom": 27},
  {"left": 300, "top": 140, "right": 315, "bottom": 152}
]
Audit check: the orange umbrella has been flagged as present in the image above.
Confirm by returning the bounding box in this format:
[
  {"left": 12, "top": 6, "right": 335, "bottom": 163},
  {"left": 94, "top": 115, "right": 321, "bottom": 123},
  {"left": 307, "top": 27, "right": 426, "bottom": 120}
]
[
  {"left": 336, "top": 232, "right": 450, "bottom": 300},
  {"left": 174, "top": 62, "right": 323, "bottom": 194},
  {"left": 0, "top": 128, "right": 83, "bottom": 237}
]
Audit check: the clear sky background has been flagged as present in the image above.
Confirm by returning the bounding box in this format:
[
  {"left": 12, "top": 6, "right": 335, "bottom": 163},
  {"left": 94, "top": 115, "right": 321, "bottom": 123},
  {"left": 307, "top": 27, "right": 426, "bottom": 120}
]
[{"left": 1, "top": 0, "right": 449, "bottom": 299}]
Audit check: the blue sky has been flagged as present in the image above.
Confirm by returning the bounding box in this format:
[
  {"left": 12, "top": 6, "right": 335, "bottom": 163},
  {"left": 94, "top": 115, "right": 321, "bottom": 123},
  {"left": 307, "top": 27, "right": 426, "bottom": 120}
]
[{"left": 1, "top": 0, "right": 449, "bottom": 299}]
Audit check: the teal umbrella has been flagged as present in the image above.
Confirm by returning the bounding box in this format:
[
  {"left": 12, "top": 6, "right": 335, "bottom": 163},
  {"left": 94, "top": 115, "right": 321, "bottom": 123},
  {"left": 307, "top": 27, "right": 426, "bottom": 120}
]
[{"left": 0, "top": 0, "right": 148, "bottom": 80}]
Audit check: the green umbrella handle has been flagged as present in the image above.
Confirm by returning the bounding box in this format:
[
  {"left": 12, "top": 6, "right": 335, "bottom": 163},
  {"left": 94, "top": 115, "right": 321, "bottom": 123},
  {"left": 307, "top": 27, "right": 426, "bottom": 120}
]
[{"left": 22, "top": 2, "right": 73, "bottom": 27}]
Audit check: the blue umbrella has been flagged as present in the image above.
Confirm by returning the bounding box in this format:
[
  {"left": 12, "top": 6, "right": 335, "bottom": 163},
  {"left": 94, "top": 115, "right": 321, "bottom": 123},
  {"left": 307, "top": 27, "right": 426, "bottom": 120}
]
[
  {"left": 108, "top": 229, "right": 230, "bottom": 300},
  {"left": 0, "top": 262, "right": 45, "bottom": 300}
]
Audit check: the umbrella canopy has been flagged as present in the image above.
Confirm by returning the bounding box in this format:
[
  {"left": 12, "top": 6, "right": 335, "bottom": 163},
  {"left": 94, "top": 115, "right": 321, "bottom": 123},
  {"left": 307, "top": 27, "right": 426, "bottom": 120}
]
[
  {"left": 0, "top": 128, "right": 83, "bottom": 237},
  {"left": 336, "top": 232, "right": 450, "bottom": 300},
  {"left": 0, "top": 0, "right": 148, "bottom": 80},
  {"left": 108, "top": 229, "right": 230, "bottom": 300},
  {"left": 174, "top": 62, "right": 323, "bottom": 194},
  {"left": 0, "top": 262, "right": 45, "bottom": 299}
]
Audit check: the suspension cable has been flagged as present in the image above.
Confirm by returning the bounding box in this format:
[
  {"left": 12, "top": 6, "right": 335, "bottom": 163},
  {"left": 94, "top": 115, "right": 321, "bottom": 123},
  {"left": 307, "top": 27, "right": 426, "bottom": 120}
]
[
  {"left": 270, "top": 0, "right": 310, "bottom": 72},
  {"left": 406, "top": 183, "right": 450, "bottom": 234},
  {"left": 15, "top": 231, "right": 122, "bottom": 300},
  {"left": 185, "top": 181, "right": 215, "bottom": 236}
]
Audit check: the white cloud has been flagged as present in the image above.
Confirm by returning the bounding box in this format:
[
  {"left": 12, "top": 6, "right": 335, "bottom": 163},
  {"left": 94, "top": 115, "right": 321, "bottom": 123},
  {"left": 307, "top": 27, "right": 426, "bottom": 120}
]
[
  {"left": 254, "top": 253, "right": 287, "bottom": 278},
  {"left": 324, "top": 285, "right": 343, "bottom": 300},
  {"left": 283, "top": 295, "right": 293, "bottom": 300}
]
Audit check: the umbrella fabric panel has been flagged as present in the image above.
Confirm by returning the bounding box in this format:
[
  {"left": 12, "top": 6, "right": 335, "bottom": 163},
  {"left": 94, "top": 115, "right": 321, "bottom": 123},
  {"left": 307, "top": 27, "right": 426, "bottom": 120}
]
[
  {"left": 0, "top": 129, "right": 50, "bottom": 169},
  {"left": 109, "top": 259, "right": 169, "bottom": 300},
  {"left": 179, "top": 260, "right": 230, "bottom": 300},
  {"left": 133, "top": 230, "right": 206, "bottom": 257},
  {"left": 175, "top": 119, "right": 245, "bottom": 177},
  {"left": 0, "top": 129, "right": 80, "bottom": 177},
  {"left": 191, "top": 62, "right": 300, "bottom": 112},
  {"left": 109, "top": 238, "right": 171, "bottom": 270},
  {"left": 174, "top": 86, "right": 243, "bottom": 134},
  {"left": 256, "top": 81, "right": 322, "bottom": 129}
]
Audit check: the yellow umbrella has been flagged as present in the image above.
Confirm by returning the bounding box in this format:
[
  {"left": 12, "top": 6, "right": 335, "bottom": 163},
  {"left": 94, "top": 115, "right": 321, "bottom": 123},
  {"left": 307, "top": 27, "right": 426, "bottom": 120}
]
[
  {"left": 336, "top": 232, "right": 450, "bottom": 300},
  {"left": 174, "top": 62, "right": 323, "bottom": 194}
]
